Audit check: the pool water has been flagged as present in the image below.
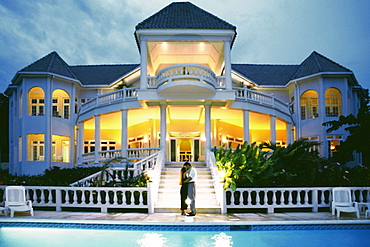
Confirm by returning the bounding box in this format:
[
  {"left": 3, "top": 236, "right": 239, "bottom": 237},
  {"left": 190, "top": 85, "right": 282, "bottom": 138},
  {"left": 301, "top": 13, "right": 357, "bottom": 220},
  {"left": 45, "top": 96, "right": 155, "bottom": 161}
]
[{"left": 0, "top": 227, "right": 369, "bottom": 247}]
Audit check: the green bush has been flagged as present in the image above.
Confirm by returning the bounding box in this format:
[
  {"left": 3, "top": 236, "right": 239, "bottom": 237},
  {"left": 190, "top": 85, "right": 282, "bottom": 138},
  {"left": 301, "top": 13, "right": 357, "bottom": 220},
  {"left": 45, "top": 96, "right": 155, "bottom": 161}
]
[
  {"left": 0, "top": 166, "right": 101, "bottom": 186},
  {"left": 214, "top": 140, "right": 370, "bottom": 189}
]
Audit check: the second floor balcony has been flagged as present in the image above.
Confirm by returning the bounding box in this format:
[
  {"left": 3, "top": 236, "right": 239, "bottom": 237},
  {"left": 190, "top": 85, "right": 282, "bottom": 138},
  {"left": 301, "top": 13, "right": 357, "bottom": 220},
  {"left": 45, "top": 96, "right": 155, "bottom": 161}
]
[{"left": 147, "top": 64, "right": 226, "bottom": 97}]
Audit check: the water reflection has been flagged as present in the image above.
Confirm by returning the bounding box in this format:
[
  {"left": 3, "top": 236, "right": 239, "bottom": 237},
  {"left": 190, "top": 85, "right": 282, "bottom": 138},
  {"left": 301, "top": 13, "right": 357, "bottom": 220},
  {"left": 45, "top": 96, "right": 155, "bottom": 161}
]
[
  {"left": 137, "top": 233, "right": 167, "bottom": 247},
  {"left": 211, "top": 232, "right": 233, "bottom": 247}
]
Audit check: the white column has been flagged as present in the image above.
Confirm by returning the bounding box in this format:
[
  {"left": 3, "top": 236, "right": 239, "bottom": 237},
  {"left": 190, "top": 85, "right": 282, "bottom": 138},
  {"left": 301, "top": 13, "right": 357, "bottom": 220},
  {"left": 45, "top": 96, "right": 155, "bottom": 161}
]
[
  {"left": 243, "top": 110, "right": 250, "bottom": 144},
  {"left": 286, "top": 122, "right": 292, "bottom": 145},
  {"left": 121, "top": 109, "right": 128, "bottom": 158},
  {"left": 319, "top": 77, "right": 327, "bottom": 157},
  {"left": 160, "top": 104, "right": 167, "bottom": 158},
  {"left": 270, "top": 115, "right": 276, "bottom": 144},
  {"left": 223, "top": 39, "right": 232, "bottom": 90},
  {"left": 70, "top": 83, "right": 76, "bottom": 166},
  {"left": 77, "top": 121, "right": 84, "bottom": 166},
  {"left": 150, "top": 119, "right": 156, "bottom": 148},
  {"left": 342, "top": 78, "right": 349, "bottom": 116},
  {"left": 294, "top": 82, "right": 301, "bottom": 139},
  {"left": 205, "top": 104, "right": 212, "bottom": 150},
  {"left": 94, "top": 114, "right": 101, "bottom": 164},
  {"left": 21, "top": 79, "right": 27, "bottom": 174},
  {"left": 45, "top": 76, "right": 52, "bottom": 169},
  {"left": 140, "top": 38, "right": 148, "bottom": 89}
]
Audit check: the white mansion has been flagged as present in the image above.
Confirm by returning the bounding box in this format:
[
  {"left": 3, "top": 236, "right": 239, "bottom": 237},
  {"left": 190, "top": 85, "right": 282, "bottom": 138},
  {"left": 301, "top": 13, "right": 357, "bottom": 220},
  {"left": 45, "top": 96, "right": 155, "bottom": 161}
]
[{"left": 5, "top": 2, "right": 365, "bottom": 175}]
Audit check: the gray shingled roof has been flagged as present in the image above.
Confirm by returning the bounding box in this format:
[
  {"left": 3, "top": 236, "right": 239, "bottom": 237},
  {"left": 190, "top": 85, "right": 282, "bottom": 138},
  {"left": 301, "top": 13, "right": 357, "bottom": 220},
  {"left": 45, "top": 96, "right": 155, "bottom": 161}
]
[
  {"left": 136, "top": 2, "right": 236, "bottom": 30},
  {"left": 291, "top": 51, "right": 352, "bottom": 80},
  {"left": 19, "top": 51, "right": 78, "bottom": 80},
  {"left": 17, "top": 51, "right": 139, "bottom": 86},
  {"left": 70, "top": 64, "right": 139, "bottom": 86},
  {"left": 17, "top": 50, "right": 352, "bottom": 87},
  {"left": 232, "top": 51, "right": 353, "bottom": 86},
  {"left": 232, "top": 64, "right": 299, "bottom": 86}
]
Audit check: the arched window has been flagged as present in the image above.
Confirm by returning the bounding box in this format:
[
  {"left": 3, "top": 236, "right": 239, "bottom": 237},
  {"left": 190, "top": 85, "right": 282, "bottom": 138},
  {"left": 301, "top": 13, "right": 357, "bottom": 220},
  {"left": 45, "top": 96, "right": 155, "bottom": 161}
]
[
  {"left": 28, "top": 87, "right": 44, "bottom": 116},
  {"left": 52, "top": 89, "right": 70, "bottom": 119},
  {"left": 325, "top": 88, "right": 342, "bottom": 117},
  {"left": 300, "top": 90, "right": 319, "bottom": 120}
]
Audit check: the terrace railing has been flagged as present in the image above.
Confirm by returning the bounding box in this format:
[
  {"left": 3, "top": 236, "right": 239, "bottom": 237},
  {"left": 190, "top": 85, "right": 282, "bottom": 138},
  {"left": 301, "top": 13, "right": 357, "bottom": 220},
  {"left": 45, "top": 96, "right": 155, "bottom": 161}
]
[
  {"left": 147, "top": 64, "right": 226, "bottom": 89},
  {"left": 72, "top": 150, "right": 163, "bottom": 187},
  {"left": 206, "top": 149, "right": 226, "bottom": 213},
  {"left": 81, "top": 147, "right": 161, "bottom": 165},
  {"left": 0, "top": 185, "right": 368, "bottom": 214},
  {"left": 225, "top": 187, "right": 370, "bottom": 213},
  {"left": 80, "top": 87, "right": 139, "bottom": 114},
  {"left": 0, "top": 186, "right": 148, "bottom": 213},
  {"left": 234, "top": 87, "right": 290, "bottom": 114}
]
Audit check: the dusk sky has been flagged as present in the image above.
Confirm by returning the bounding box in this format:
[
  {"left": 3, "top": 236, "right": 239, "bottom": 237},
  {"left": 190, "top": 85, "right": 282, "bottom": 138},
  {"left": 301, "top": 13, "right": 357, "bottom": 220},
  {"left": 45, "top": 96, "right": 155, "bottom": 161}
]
[{"left": 0, "top": 0, "right": 369, "bottom": 93}]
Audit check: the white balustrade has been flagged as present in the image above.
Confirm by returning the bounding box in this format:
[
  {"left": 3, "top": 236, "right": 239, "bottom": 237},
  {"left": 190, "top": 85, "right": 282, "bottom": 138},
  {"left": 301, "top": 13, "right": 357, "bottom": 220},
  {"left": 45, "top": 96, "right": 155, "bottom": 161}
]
[
  {"left": 224, "top": 187, "right": 370, "bottom": 213},
  {"left": 234, "top": 87, "right": 290, "bottom": 114},
  {"left": 1, "top": 185, "right": 368, "bottom": 214},
  {"left": 0, "top": 186, "right": 148, "bottom": 213},
  {"left": 80, "top": 88, "right": 139, "bottom": 114},
  {"left": 156, "top": 64, "right": 217, "bottom": 87}
]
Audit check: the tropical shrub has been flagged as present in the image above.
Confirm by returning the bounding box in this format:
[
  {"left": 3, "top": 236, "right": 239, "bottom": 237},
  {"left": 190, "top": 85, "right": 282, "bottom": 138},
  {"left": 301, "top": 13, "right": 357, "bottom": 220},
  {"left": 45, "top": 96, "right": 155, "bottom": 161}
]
[
  {"left": 214, "top": 142, "right": 275, "bottom": 190},
  {"left": 214, "top": 140, "right": 369, "bottom": 189}
]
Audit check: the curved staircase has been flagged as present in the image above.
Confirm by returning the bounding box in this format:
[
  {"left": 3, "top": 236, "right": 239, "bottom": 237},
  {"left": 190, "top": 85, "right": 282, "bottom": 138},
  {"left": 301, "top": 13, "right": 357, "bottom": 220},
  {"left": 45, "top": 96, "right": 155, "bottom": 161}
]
[{"left": 154, "top": 163, "right": 221, "bottom": 213}]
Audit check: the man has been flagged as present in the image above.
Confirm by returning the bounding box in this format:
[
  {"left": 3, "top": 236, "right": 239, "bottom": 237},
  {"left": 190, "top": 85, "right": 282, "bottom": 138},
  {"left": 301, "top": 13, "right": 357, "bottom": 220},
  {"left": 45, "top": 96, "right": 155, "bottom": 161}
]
[{"left": 184, "top": 161, "right": 197, "bottom": 216}]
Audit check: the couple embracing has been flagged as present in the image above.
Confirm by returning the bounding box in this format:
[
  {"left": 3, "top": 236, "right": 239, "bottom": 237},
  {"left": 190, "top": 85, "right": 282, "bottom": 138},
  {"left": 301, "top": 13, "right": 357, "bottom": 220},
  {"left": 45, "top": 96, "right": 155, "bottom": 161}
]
[{"left": 179, "top": 161, "right": 197, "bottom": 216}]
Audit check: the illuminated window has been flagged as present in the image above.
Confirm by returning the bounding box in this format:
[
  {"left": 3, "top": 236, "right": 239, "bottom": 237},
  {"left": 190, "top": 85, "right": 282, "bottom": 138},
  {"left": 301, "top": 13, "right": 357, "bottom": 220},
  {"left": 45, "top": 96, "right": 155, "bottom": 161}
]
[
  {"left": 302, "top": 136, "right": 320, "bottom": 152},
  {"left": 83, "top": 140, "right": 116, "bottom": 153},
  {"left": 84, "top": 141, "right": 95, "bottom": 153},
  {"left": 128, "top": 136, "right": 145, "bottom": 148},
  {"left": 52, "top": 135, "right": 70, "bottom": 162},
  {"left": 52, "top": 89, "right": 70, "bottom": 119},
  {"left": 28, "top": 87, "right": 44, "bottom": 116},
  {"left": 218, "top": 134, "right": 243, "bottom": 149},
  {"left": 28, "top": 134, "right": 44, "bottom": 161},
  {"left": 325, "top": 88, "right": 342, "bottom": 117},
  {"left": 300, "top": 90, "right": 319, "bottom": 120},
  {"left": 327, "top": 135, "right": 342, "bottom": 158},
  {"left": 101, "top": 141, "right": 117, "bottom": 151}
]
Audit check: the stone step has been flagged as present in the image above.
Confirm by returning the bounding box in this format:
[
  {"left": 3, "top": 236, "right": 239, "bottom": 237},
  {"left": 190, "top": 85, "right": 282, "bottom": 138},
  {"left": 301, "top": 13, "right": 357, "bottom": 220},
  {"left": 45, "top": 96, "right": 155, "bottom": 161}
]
[{"left": 154, "top": 162, "right": 221, "bottom": 213}]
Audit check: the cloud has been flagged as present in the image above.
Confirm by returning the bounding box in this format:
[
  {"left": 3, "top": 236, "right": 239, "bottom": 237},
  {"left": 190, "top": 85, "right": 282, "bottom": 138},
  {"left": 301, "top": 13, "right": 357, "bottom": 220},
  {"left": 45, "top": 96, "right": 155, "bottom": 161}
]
[{"left": 0, "top": 0, "right": 369, "bottom": 92}]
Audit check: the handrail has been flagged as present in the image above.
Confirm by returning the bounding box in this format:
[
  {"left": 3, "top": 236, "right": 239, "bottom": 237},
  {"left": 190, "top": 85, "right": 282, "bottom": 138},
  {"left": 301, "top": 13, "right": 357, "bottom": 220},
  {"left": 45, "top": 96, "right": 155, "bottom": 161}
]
[
  {"left": 71, "top": 151, "right": 162, "bottom": 187},
  {"left": 1, "top": 185, "right": 368, "bottom": 214},
  {"left": 80, "top": 87, "right": 139, "bottom": 114},
  {"left": 206, "top": 148, "right": 226, "bottom": 214},
  {"left": 225, "top": 187, "right": 370, "bottom": 213},
  {"left": 81, "top": 148, "right": 161, "bottom": 165},
  {"left": 156, "top": 63, "right": 217, "bottom": 87},
  {"left": 234, "top": 87, "right": 290, "bottom": 114}
]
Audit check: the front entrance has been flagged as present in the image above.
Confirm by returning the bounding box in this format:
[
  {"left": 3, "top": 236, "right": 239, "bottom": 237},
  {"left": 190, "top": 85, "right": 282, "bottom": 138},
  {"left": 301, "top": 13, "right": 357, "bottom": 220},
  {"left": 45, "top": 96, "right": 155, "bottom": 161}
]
[{"left": 169, "top": 133, "right": 200, "bottom": 162}]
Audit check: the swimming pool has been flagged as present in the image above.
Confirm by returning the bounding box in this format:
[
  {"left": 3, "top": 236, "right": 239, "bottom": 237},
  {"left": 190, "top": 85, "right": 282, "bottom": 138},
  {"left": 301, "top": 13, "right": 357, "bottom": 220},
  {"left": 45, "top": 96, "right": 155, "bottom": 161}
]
[{"left": 0, "top": 223, "right": 369, "bottom": 247}]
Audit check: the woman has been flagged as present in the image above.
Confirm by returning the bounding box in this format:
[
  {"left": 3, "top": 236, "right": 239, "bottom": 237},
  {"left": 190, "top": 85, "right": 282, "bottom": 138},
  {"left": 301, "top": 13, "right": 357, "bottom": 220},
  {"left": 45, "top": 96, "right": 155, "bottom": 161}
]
[{"left": 179, "top": 164, "right": 190, "bottom": 215}]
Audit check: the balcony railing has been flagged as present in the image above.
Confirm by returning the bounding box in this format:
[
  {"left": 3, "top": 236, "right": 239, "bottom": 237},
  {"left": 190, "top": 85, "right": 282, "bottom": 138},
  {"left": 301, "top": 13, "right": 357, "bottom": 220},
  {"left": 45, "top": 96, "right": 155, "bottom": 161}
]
[
  {"left": 81, "top": 148, "right": 161, "bottom": 165},
  {"left": 147, "top": 64, "right": 226, "bottom": 89},
  {"left": 80, "top": 87, "right": 139, "bottom": 114},
  {"left": 234, "top": 87, "right": 290, "bottom": 114}
]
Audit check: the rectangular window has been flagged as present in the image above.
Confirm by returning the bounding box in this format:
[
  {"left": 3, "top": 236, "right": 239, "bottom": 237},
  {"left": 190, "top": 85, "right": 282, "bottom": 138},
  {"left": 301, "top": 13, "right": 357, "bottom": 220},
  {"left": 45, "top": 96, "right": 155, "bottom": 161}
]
[
  {"left": 30, "top": 98, "right": 44, "bottom": 116},
  {"left": 327, "top": 135, "right": 342, "bottom": 158},
  {"left": 52, "top": 135, "right": 70, "bottom": 162},
  {"left": 64, "top": 105, "right": 69, "bottom": 119},
  {"left": 28, "top": 134, "right": 44, "bottom": 161}
]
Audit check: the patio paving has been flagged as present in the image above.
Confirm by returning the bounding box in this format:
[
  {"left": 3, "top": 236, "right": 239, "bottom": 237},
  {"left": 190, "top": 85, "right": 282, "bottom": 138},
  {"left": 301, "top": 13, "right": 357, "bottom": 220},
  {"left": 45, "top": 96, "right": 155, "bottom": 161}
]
[{"left": 1, "top": 210, "right": 369, "bottom": 225}]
